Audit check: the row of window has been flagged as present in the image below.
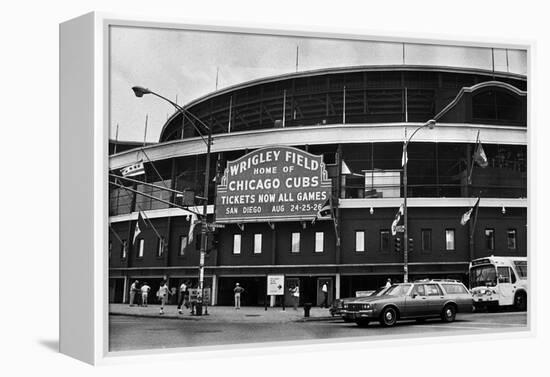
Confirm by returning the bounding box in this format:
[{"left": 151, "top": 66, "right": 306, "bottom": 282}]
[{"left": 109, "top": 228, "right": 518, "bottom": 259}]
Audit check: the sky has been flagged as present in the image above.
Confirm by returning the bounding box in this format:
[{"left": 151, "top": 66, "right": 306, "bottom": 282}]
[{"left": 110, "top": 26, "right": 527, "bottom": 143}]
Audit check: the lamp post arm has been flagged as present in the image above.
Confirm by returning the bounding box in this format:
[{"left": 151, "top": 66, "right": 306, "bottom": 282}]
[{"left": 149, "top": 91, "right": 210, "bottom": 146}]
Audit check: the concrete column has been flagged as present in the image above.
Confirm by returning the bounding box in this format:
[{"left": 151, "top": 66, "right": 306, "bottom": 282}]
[
  {"left": 122, "top": 276, "right": 128, "bottom": 304},
  {"left": 212, "top": 274, "right": 218, "bottom": 306},
  {"left": 335, "top": 273, "right": 341, "bottom": 299}
]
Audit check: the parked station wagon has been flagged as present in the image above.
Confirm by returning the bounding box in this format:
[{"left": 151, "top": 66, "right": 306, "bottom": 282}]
[{"left": 342, "top": 280, "right": 473, "bottom": 327}]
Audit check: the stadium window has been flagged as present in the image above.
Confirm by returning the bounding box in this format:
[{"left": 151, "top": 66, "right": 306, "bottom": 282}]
[
  {"left": 254, "top": 234, "right": 262, "bottom": 254},
  {"left": 507, "top": 229, "right": 517, "bottom": 250},
  {"left": 137, "top": 239, "right": 144, "bottom": 258},
  {"left": 485, "top": 228, "right": 495, "bottom": 251},
  {"left": 315, "top": 232, "right": 324, "bottom": 253},
  {"left": 179, "top": 235, "right": 188, "bottom": 256},
  {"left": 445, "top": 229, "right": 455, "bottom": 251},
  {"left": 421, "top": 229, "right": 432, "bottom": 252},
  {"left": 121, "top": 240, "right": 128, "bottom": 259},
  {"left": 379, "top": 230, "right": 390, "bottom": 252},
  {"left": 291, "top": 232, "right": 301, "bottom": 253},
  {"left": 355, "top": 230, "right": 365, "bottom": 253},
  {"left": 157, "top": 236, "right": 165, "bottom": 257},
  {"left": 233, "top": 234, "right": 241, "bottom": 255}
]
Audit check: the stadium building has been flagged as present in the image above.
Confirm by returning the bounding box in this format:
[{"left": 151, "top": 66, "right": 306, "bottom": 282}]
[{"left": 108, "top": 64, "right": 527, "bottom": 307}]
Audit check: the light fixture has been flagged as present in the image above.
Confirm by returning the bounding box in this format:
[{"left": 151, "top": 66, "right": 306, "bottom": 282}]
[{"left": 370, "top": 207, "right": 374, "bottom": 215}]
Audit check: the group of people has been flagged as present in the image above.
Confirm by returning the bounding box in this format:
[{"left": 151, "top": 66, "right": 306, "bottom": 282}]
[{"left": 128, "top": 279, "right": 193, "bottom": 315}]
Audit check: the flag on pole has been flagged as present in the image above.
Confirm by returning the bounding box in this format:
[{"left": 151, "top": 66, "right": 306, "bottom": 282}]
[
  {"left": 461, "top": 197, "right": 480, "bottom": 226},
  {"left": 312, "top": 199, "right": 332, "bottom": 224},
  {"left": 133, "top": 211, "right": 148, "bottom": 244},
  {"left": 401, "top": 147, "right": 408, "bottom": 167},
  {"left": 188, "top": 213, "right": 198, "bottom": 243},
  {"left": 121, "top": 160, "right": 145, "bottom": 177},
  {"left": 391, "top": 204, "right": 405, "bottom": 236},
  {"left": 341, "top": 159, "right": 352, "bottom": 175},
  {"left": 473, "top": 140, "right": 488, "bottom": 168}
]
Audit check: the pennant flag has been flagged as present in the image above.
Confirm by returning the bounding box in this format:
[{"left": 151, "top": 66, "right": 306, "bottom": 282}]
[
  {"left": 121, "top": 160, "right": 145, "bottom": 177},
  {"left": 401, "top": 148, "right": 408, "bottom": 167},
  {"left": 341, "top": 160, "right": 352, "bottom": 175},
  {"left": 473, "top": 140, "right": 488, "bottom": 168},
  {"left": 391, "top": 204, "right": 404, "bottom": 236},
  {"left": 312, "top": 199, "right": 332, "bottom": 224},
  {"left": 188, "top": 213, "right": 198, "bottom": 243},
  {"left": 461, "top": 197, "right": 480, "bottom": 226},
  {"left": 133, "top": 211, "right": 148, "bottom": 244}
]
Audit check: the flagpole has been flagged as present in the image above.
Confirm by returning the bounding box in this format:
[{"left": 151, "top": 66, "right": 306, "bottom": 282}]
[
  {"left": 468, "top": 196, "right": 481, "bottom": 261},
  {"left": 139, "top": 148, "right": 169, "bottom": 189},
  {"left": 113, "top": 181, "right": 163, "bottom": 240},
  {"left": 143, "top": 114, "right": 148, "bottom": 147},
  {"left": 111, "top": 178, "right": 201, "bottom": 217}
]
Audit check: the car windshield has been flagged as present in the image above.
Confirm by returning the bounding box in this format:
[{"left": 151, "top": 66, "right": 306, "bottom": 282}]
[
  {"left": 370, "top": 287, "right": 388, "bottom": 296},
  {"left": 470, "top": 265, "right": 497, "bottom": 287},
  {"left": 384, "top": 284, "right": 411, "bottom": 296}
]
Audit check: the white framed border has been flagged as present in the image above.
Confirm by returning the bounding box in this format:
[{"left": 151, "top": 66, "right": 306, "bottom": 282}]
[{"left": 59, "top": 11, "right": 535, "bottom": 365}]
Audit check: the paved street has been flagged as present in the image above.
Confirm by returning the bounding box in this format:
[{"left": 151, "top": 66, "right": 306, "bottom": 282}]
[{"left": 109, "top": 309, "right": 527, "bottom": 352}]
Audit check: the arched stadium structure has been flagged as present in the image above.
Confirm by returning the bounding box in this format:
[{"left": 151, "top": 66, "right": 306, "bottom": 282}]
[{"left": 109, "top": 65, "right": 527, "bottom": 307}]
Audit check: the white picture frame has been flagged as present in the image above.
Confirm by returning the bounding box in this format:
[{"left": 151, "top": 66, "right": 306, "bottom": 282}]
[{"left": 59, "top": 11, "right": 534, "bottom": 365}]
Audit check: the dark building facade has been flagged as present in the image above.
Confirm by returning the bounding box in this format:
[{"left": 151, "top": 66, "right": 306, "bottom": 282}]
[{"left": 109, "top": 65, "right": 527, "bottom": 307}]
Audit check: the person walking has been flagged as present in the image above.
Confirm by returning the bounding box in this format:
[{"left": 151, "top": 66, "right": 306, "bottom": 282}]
[
  {"left": 129, "top": 280, "right": 139, "bottom": 307},
  {"left": 321, "top": 282, "right": 328, "bottom": 308},
  {"left": 177, "top": 280, "right": 188, "bottom": 314},
  {"left": 385, "top": 278, "right": 392, "bottom": 289},
  {"left": 233, "top": 283, "right": 245, "bottom": 310},
  {"left": 140, "top": 282, "right": 151, "bottom": 307},
  {"left": 290, "top": 284, "right": 300, "bottom": 310},
  {"left": 158, "top": 280, "right": 170, "bottom": 315}
]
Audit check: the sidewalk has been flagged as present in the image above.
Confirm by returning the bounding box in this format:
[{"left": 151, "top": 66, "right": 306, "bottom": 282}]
[{"left": 109, "top": 303, "right": 335, "bottom": 323}]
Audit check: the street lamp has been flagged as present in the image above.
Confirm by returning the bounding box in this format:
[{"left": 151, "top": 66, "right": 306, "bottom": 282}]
[
  {"left": 132, "top": 86, "right": 213, "bottom": 313},
  {"left": 402, "top": 119, "right": 436, "bottom": 283}
]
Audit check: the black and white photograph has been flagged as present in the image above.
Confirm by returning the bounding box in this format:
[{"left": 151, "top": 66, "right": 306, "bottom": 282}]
[{"left": 107, "top": 25, "right": 528, "bottom": 352}]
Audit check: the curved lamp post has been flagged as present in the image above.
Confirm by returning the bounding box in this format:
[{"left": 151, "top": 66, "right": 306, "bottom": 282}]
[
  {"left": 132, "top": 86, "right": 212, "bottom": 313},
  {"left": 402, "top": 119, "right": 436, "bottom": 283}
]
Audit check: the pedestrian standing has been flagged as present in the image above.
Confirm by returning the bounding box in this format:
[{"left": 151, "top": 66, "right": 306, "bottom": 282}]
[
  {"left": 177, "top": 280, "right": 188, "bottom": 314},
  {"left": 158, "top": 280, "right": 170, "bottom": 315},
  {"left": 321, "top": 282, "right": 328, "bottom": 308},
  {"left": 129, "top": 280, "right": 139, "bottom": 307},
  {"left": 290, "top": 284, "right": 300, "bottom": 310},
  {"left": 385, "top": 278, "right": 392, "bottom": 289},
  {"left": 140, "top": 282, "right": 151, "bottom": 307},
  {"left": 233, "top": 283, "right": 245, "bottom": 310}
]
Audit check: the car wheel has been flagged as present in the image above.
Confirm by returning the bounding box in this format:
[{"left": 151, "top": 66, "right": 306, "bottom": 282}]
[
  {"left": 355, "top": 319, "right": 370, "bottom": 327},
  {"left": 514, "top": 292, "right": 527, "bottom": 311},
  {"left": 441, "top": 304, "right": 456, "bottom": 322},
  {"left": 380, "top": 307, "right": 398, "bottom": 327}
]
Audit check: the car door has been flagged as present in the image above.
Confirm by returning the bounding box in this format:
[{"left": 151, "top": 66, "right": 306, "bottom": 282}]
[
  {"left": 424, "top": 283, "right": 446, "bottom": 315},
  {"left": 404, "top": 284, "right": 428, "bottom": 317}
]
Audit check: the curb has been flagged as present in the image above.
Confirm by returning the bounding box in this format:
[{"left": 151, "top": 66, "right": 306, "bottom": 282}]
[{"left": 109, "top": 312, "right": 202, "bottom": 321}]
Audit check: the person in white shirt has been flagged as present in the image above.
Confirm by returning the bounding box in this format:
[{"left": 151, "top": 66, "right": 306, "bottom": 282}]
[
  {"left": 157, "top": 280, "right": 170, "bottom": 315},
  {"left": 129, "top": 280, "right": 139, "bottom": 307},
  {"left": 321, "top": 283, "right": 328, "bottom": 308},
  {"left": 385, "top": 278, "right": 392, "bottom": 289},
  {"left": 140, "top": 282, "right": 151, "bottom": 307},
  {"left": 290, "top": 284, "right": 300, "bottom": 310},
  {"left": 177, "top": 281, "right": 188, "bottom": 314}
]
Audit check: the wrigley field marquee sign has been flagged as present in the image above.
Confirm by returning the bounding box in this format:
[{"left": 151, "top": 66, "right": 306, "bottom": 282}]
[{"left": 215, "top": 146, "right": 332, "bottom": 223}]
